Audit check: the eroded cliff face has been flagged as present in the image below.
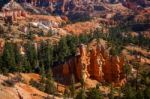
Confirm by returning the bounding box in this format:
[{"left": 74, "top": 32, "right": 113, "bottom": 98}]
[
  {"left": 53, "top": 43, "right": 126, "bottom": 86},
  {"left": 2, "top": 0, "right": 111, "bottom": 20},
  {"left": 88, "top": 46, "right": 104, "bottom": 82},
  {"left": 75, "top": 44, "right": 90, "bottom": 82}
]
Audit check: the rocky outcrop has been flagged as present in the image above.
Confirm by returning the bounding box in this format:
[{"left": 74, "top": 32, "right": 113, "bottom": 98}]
[
  {"left": 88, "top": 46, "right": 104, "bottom": 82},
  {"left": 2, "top": 1, "right": 27, "bottom": 21},
  {"left": 53, "top": 43, "right": 126, "bottom": 86},
  {"left": 0, "top": 74, "right": 61, "bottom": 99},
  {"left": 1, "top": 0, "right": 111, "bottom": 20},
  {"left": 75, "top": 44, "right": 90, "bottom": 81}
]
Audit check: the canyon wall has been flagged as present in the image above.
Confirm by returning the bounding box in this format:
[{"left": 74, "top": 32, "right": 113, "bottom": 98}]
[
  {"left": 2, "top": 0, "right": 109, "bottom": 18},
  {"left": 53, "top": 43, "right": 126, "bottom": 86}
]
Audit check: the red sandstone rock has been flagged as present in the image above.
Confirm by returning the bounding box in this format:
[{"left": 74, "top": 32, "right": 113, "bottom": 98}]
[
  {"left": 89, "top": 47, "right": 103, "bottom": 81},
  {"left": 63, "top": 62, "right": 70, "bottom": 76},
  {"left": 75, "top": 44, "right": 90, "bottom": 81},
  {"left": 53, "top": 43, "right": 126, "bottom": 86},
  {"left": 2, "top": 1, "right": 27, "bottom": 22}
]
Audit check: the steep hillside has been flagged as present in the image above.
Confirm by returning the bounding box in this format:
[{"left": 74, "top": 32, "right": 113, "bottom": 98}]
[
  {"left": 0, "top": 0, "right": 149, "bottom": 99},
  {"left": 0, "top": 74, "right": 61, "bottom": 99}
]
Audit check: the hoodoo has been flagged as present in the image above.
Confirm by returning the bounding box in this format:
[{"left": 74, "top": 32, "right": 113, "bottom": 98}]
[
  {"left": 53, "top": 43, "right": 126, "bottom": 86},
  {"left": 2, "top": 0, "right": 27, "bottom": 21}
]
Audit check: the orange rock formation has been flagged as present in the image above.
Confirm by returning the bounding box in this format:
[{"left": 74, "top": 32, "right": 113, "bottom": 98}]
[
  {"left": 53, "top": 43, "right": 126, "bottom": 86},
  {"left": 2, "top": 0, "right": 27, "bottom": 21}
]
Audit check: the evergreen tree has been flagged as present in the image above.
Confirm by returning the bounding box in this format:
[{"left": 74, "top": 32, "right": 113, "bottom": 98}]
[
  {"left": 123, "top": 61, "right": 132, "bottom": 81},
  {"left": 93, "top": 29, "right": 102, "bottom": 41},
  {"left": 140, "top": 71, "right": 150, "bottom": 86},
  {"left": 87, "top": 87, "right": 103, "bottom": 99},
  {"left": 14, "top": 45, "right": 23, "bottom": 72},
  {"left": 26, "top": 42, "right": 37, "bottom": 72},
  {"left": 144, "top": 87, "right": 150, "bottom": 99},
  {"left": 108, "top": 84, "right": 115, "bottom": 99},
  {"left": 45, "top": 68, "right": 56, "bottom": 95},
  {"left": 53, "top": 44, "right": 59, "bottom": 63},
  {"left": 40, "top": 64, "right": 45, "bottom": 76},
  {"left": 66, "top": 35, "right": 79, "bottom": 56},
  {"left": 2, "top": 42, "right": 17, "bottom": 73},
  {"left": 38, "top": 64, "right": 46, "bottom": 92},
  {"left": 46, "top": 43, "right": 54, "bottom": 69},
  {"left": 58, "top": 37, "right": 70, "bottom": 63},
  {"left": 38, "top": 41, "right": 46, "bottom": 66},
  {"left": 79, "top": 34, "right": 89, "bottom": 44},
  {"left": 122, "top": 84, "right": 136, "bottom": 99},
  {"left": 21, "top": 55, "right": 31, "bottom": 72},
  {"left": 38, "top": 42, "right": 54, "bottom": 69},
  {"left": 69, "top": 74, "right": 76, "bottom": 98},
  {"left": 75, "top": 88, "right": 86, "bottom": 99},
  {"left": 64, "top": 88, "right": 70, "bottom": 99},
  {"left": 136, "top": 90, "right": 144, "bottom": 99},
  {"left": 40, "top": 64, "right": 46, "bottom": 84},
  {"left": 134, "top": 62, "right": 140, "bottom": 91}
]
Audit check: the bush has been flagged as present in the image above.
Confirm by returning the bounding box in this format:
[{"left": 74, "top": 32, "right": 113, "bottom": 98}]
[
  {"left": 122, "top": 84, "right": 136, "bottom": 99},
  {"left": 29, "top": 79, "right": 45, "bottom": 92},
  {"left": 3, "top": 78, "right": 15, "bottom": 87},
  {"left": 144, "top": 87, "right": 150, "bottom": 99},
  {"left": 75, "top": 88, "right": 87, "bottom": 99},
  {"left": 87, "top": 88, "right": 103, "bottom": 99}
]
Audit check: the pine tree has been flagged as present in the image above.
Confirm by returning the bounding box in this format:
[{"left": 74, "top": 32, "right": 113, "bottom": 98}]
[
  {"left": 81, "top": 65, "right": 86, "bottom": 89},
  {"left": 75, "top": 88, "right": 86, "bottom": 99},
  {"left": 22, "top": 56, "right": 31, "bottom": 73},
  {"left": 38, "top": 64, "right": 46, "bottom": 92},
  {"left": 45, "top": 68, "right": 56, "bottom": 95},
  {"left": 40, "top": 64, "right": 46, "bottom": 83},
  {"left": 58, "top": 37, "right": 70, "bottom": 63},
  {"left": 123, "top": 60, "right": 132, "bottom": 81},
  {"left": 53, "top": 44, "right": 59, "bottom": 63},
  {"left": 26, "top": 41, "right": 37, "bottom": 72},
  {"left": 14, "top": 45, "right": 23, "bottom": 72},
  {"left": 38, "top": 42, "right": 54, "bottom": 69},
  {"left": 69, "top": 74, "right": 76, "bottom": 98},
  {"left": 135, "top": 62, "right": 140, "bottom": 91},
  {"left": 2, "top": 42, "right": 17, "bottom": 73},
  {"left": 38, "top": 41, "right": 46, "bottom": 66},
  {"left": 66, "top": 35, "right": 78, "bottom": 56},
  {"left": 122, "top": 84, "right": 136, "bottom": 99},
  {"left": 64, "top": 88, "right": 70, "bottom": 99},
  {"left": 1, "top": 47, "right": 9, "bottom": 74},
  {"left": 79, "top": 34, "right": 89, "bottom": 44},
  {"left": 109, "top": 84, "right": 115, "bottom": 99},
  {"left": 40, "top": 64, "right": 45, "bottom": 76},
  {"left": 46, "top": 43, "right": 54, "bottom": 69}
]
